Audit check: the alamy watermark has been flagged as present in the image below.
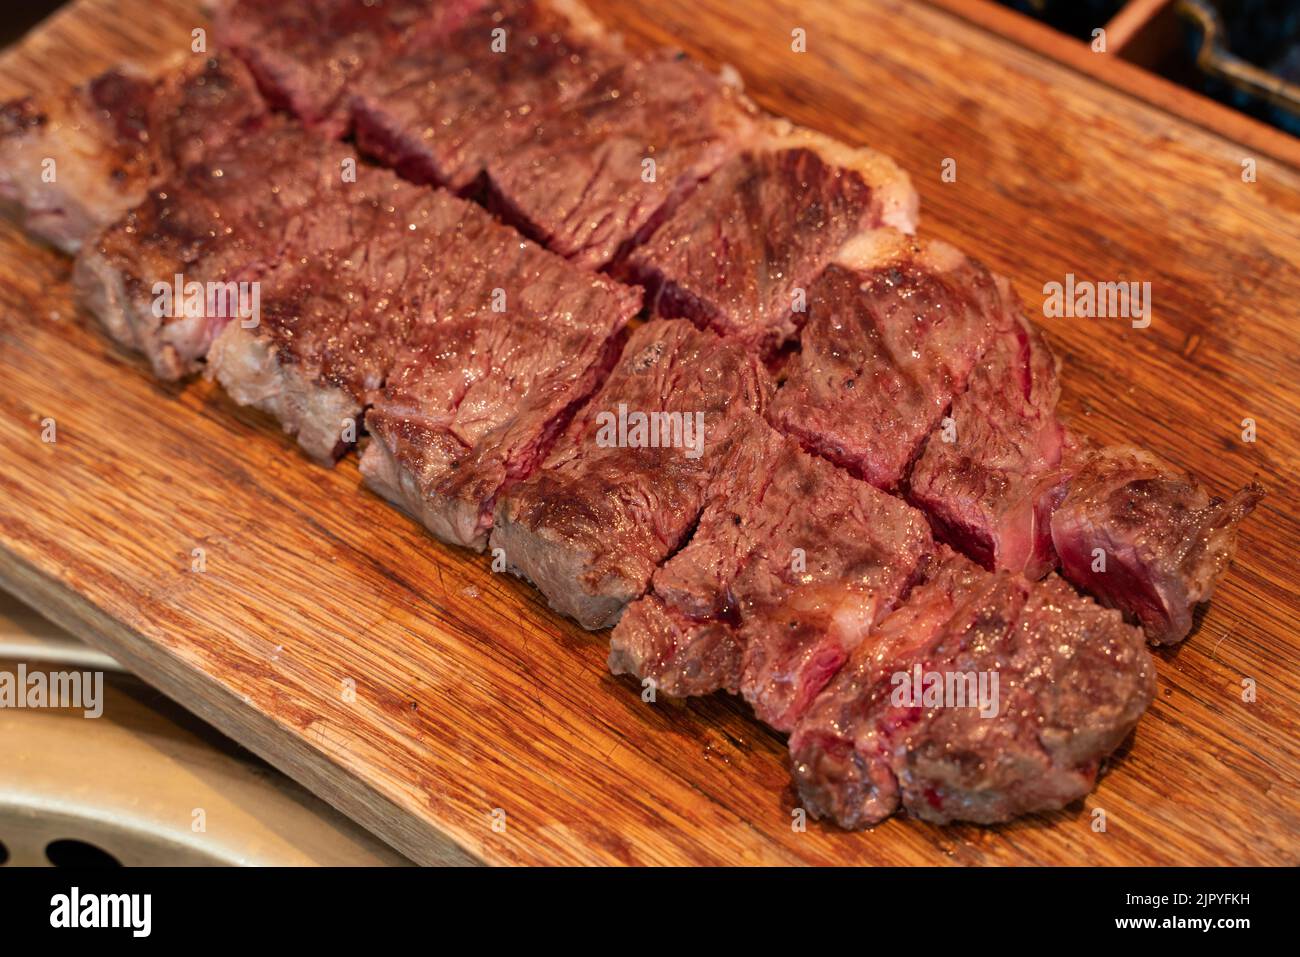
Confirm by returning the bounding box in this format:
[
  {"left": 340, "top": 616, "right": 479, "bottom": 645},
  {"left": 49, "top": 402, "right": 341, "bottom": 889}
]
[
  {"left": 890, "top": 664, "right": 1000, "bottom": 718},
  {"left": 152, "top": 273, "right": 260, "bottom": 328},
  {"left": 0, "top": 665, "right": 103, "bottom": 718},
  {"left": 595, "top": 403, "right": 705, "bottom": 459},
  {"left": 50, "top": 887, "right": 150, "bottom": 937},
  {"left": 1043, "top": 273, "right": 1151, "bottom": 328}
]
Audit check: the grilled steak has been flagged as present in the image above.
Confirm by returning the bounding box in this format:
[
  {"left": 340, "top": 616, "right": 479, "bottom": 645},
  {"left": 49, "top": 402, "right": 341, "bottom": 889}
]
[
  {"left": 208, "top": 179, "right": 464, "bottom": 462},
  {"left": 790, "top": 549, "right": 1154, "bottom": 827},
  {"left": 610, "top": 416, "right": 934, "bottom": 731},
  {"left": 490, "top": 320, "right": 773, "bottom": 629},
  {"left": 0, "top": 56, "right": 264, "bottom": 252},
  {"left": 74, "top": 121, "right": 358, "bottom": 380},
  {"left": 203, "top": 154, "right": 639, "bottom": 474},
  {"left": 772, "top": 230, "right": 1013, "bottom": 488},
  {"left": 351, "top": 0, "right": 618, "bottom": 191},
  {"left": 480, "top": 50, "right": 759, "bottom": 268},
  {"left": 6, "top": 4, "right": 1264, "bottom": 835},
  {"left": 211, "top": 0, "right": 477, "bottom": 137},
  {"left": 621, "top": 123, "right": 918, "bottom": 349},
  {"left": 908, "top": 312, "right": 1067, "bottom": 579},
  {"left": 360, "top": 232, "right": 640, "bottom": 550},
  {"left": 1050, "top": 444, "right": 1264, "bottom": 645}
]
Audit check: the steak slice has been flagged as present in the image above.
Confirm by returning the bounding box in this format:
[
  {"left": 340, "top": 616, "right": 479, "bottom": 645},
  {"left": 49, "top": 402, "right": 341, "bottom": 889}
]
[
  {"left": 480, "top": 49, "right": 759, "bottom": 269},
  {"left": 490, "top": 320, "right": 773, "bottom": 629},
  {"left": 620, "top": 123, "right": 918, "bottom": 349},
  {"left": 208, "top": 180, "right": 469, "bottom": 463},
  {"left": 1049, "top": 444, "right": 1264, "bottom": 645},
  {"left": 0, "top": 55, "right": 265, "bottom": 253},
  {"left": 209, "top": 169, "right": 639, "bottom": 476},
  {"left": 73, "top": 120, "right": 357, "bottom": 380},
  {"left": 908, "top": 313, "right": 1067, "bottom": 578},
  {"left": 609, "top": 416, "right": 934, "bottom": 732},
  {"left": 359, "top": 235, "right": 641, "bottom": 550},
  {"left": 211, "top": 0, "right": 478, "bottom": 137},
  {"left": 789, "top": 550, "right": 1154, "bottom": 827},
  {"left": 771, "top": 230, "right": 1014, "bottom": 489},
  {"left": 351, "top": 0, "right": 619, "bottom": 192}
]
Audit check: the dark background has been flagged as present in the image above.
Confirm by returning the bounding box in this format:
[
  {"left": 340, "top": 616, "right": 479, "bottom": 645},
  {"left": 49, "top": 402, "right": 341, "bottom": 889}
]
[{"left": 3, "top": 1, "right": 65, "bottom": 48}]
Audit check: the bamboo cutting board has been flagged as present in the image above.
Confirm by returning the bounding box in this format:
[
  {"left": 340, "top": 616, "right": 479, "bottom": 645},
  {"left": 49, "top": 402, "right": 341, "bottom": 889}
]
[{"left": 0, "top": 0, "right": 1296, "bottom": 866}]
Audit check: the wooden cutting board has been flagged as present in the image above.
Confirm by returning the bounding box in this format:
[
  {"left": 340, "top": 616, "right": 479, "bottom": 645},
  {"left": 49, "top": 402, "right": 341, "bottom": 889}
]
[{"left": 0, "top": 0, "right": 1296, "bottom": 866}]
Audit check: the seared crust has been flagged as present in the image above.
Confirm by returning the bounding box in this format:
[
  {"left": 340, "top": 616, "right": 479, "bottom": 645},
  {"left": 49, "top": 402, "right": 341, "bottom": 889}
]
[
  {"left": 491, "top": 321, "right": 773, "bottom": 629},
  {"left": 772, "top": 229, "right": 1016, "bottom": 489},
  {"left": 621, "top": 126, "right": 918, "bottom": 349},
  {"left": 0, "top": 56, "right": 264, "bottom": 252},
  {"left": 791, "top": 552, "right": 1154, "bottom": 827},
  {"left": 1050, "top": 444, "right": 1264, "bottom": 645}
]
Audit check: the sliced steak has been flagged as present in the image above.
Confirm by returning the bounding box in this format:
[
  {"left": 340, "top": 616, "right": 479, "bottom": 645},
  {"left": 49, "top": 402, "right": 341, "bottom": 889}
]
[
  {"left": 210, "top": 170, "right": 639, "bottom": 474},
  {"left": 771, "top": 230, "right": 1014, "bottom": 489},
  {"left": 908, "top": 313, "right": 1067, "bottom": 578},
  {"left": 609, "top": 416, "right": 934, "bottom": 732},
  {"left": 208, "top": 180, "right": 467, "bottom": 462},
  {"left": 359, "top": 235, "right": 641, "bottom": 550},
  {"left": 490, "top": 320, "right": 773, "bottom": 629},
  {"left": 351, "top": 0, "right": 619, "bottom": 191},
  {"left": 211, "top": 0, "right": 476, "bottom": 137},
  {"left": 620, "top": 122, "right": 917, "bottom": 349},
  {"left": 1049, "top": 444, "right": 1264, "bottom": 645},
  {"left": 790, "top": 549, "right": 1154, "bottom": 827},
  {"left": 73, "top": 120, "right": 358, "bottom": 380},
  {"left": 480, "top": 50, "right": 759, "bottom": 269},
  {"left": 0, "top": 56, "right": 265, "bottom": 252}
]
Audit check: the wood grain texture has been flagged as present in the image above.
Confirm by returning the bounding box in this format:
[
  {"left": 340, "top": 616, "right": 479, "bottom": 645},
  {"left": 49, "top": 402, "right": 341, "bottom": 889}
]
[
  {"left": 928, "top": 0, "right": 1300, "bottom": 168},
  {"left": 0, "top": 0, "right": 1296, "bottom": 865}
]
